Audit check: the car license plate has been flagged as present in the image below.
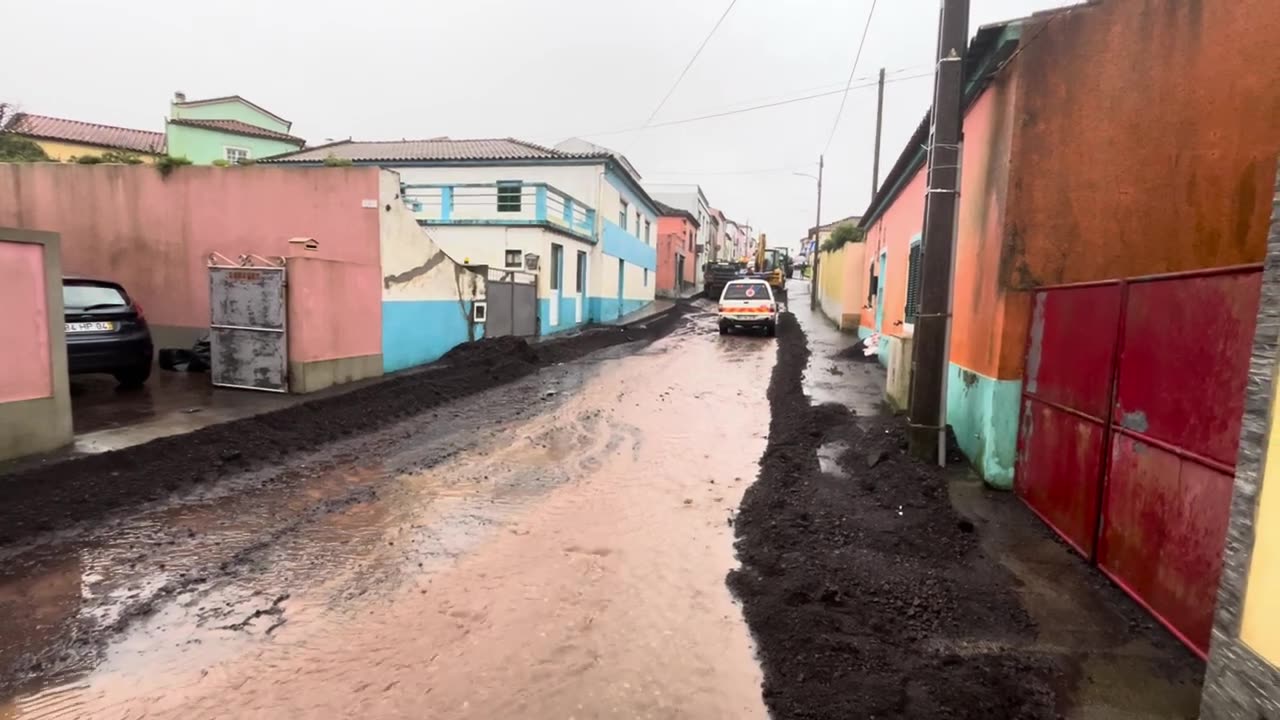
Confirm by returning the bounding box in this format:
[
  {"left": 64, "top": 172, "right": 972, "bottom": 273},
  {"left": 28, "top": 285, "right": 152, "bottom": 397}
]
[{"left": 65, "top": 321, "right": 116, "bottom": 333}]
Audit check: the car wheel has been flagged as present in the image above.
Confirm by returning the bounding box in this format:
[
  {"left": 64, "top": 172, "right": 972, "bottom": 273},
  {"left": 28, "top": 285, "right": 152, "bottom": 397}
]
[
  {"left": 114, "top": 362, "right": 152, "bottom": 388},
  {"left": 718, "top": 323, "right": 729, "bottom": 335},
  {"left": 766, "top": 322, "right": 777, "bottom": 337}
]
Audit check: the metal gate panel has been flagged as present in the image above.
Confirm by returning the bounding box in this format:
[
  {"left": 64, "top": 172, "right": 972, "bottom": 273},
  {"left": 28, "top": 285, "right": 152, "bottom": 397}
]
[
  {"left": 1017, "top": 398, "right": 1108, "bottom": 555},
  {"left": 209, "top": 256, "right": 287, "bottom": 392},
  {"left": 1111, "top": 271, "right": 1262, "bottom": 466},
  {"left": 1016, "top": 283, "right": 1123, "bottom": 556},
  {"left": 513, "top": 283, "right": 536, "bottom": 336},
  {"left": 487, "top": 282, "right": 515, "bottom": 337},
  {"left": 483, "top": 270, "right": 537, "bottom": 338},
  {"left": 1096, "top": 267, "right": 1261, "bottom": 656},
  {"left": 1098, "top": 434, "right": 1234, "bottom": 653}
]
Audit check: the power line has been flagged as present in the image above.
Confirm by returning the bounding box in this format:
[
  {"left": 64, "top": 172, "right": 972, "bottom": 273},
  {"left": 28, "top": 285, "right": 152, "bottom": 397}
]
[
  {"left": 644, "top": 0, "right": 740, "bottom": 126},
  {"left": 824, "top": 0, "right": 878, "bottom": 154},
  {"left": 583, "top": 71, "right": 931, "bottom": 139},
  {"left": 663, "top": 64, "right": 929, "bottom": 123}
]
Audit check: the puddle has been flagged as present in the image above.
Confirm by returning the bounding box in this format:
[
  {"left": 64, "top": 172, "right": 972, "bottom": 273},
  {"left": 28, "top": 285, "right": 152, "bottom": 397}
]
[{"left": 817, "top": 440, "right": 850, "bottom": 478}]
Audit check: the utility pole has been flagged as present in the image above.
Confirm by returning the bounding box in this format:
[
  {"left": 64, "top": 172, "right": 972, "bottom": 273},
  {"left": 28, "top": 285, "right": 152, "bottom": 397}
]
[
  {"left": 809, "top": 154, "right": 824, "bottom": 310},
  {"left": 872, "top": 67, "right": 886, "bottom": 195},
  {"left": 907, "top": 0, "right": 968, "bottom": 463}
]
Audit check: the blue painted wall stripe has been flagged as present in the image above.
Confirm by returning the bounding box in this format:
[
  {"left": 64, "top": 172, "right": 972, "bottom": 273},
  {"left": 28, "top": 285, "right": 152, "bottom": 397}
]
[
  {"left": 601, "top": 220, "right": 657, "bottom": 270},
  {"left": 382, "top": 299, "right": 480, "bottom": 372}
]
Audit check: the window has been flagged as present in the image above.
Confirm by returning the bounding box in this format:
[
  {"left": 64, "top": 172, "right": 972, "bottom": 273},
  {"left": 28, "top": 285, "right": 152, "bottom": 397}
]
[
  {"left": 636, "top": 211, "right": 642, "bottom": 237},
  {"left": 619, "top": 200, "right": 629, "bottom": 230},
  {"left": 904, "top": 240, "right": 923, "bottom": 323},
  {"left": 867, "top": 264, "right": 878, "bottom": 306},
  {"left": 644, "top": 220, "right": 651, "bottom": 245},
  {"left": 644, "top": 268, "right": 649, "bottom": 287},
  {"left": 63, "top": 282, "right": 127, "bottom": 310},
  {"left": 550, "top": 243, "right": 563, "bottom": 291},
  {"left": 723, "top": 282, "right": 771, "bottom": 301},
  {"left": 497, "top": 182, "right": 522, "bottom": 212},
  {"left": 224, "top": 146, "right": 250, "bottom": 164},
  {"left": 576, "top": 251, "right": 587, "bottom": 293},
  {"left": 505, "top": 249, "right": 522, "bottom": 268}
]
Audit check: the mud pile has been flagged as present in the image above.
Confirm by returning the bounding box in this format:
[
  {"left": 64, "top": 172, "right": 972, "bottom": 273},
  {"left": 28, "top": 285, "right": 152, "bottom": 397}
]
[
  {"left": 728, "top": 313, "right": 1062, "bottom": 719},
  {"left": 0, "top": 306, "right": 690, "bottom": 545}
]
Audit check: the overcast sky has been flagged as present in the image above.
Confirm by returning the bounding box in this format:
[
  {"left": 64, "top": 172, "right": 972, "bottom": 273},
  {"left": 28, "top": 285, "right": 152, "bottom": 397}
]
[{"left": 5, "top": 0, "right": 1075, "bottom": 249}]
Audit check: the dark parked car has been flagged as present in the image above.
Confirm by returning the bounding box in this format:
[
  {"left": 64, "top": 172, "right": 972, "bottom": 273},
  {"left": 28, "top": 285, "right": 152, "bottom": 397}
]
[{"left": 63, "top": 278, "right": 154, "bottom": 386}]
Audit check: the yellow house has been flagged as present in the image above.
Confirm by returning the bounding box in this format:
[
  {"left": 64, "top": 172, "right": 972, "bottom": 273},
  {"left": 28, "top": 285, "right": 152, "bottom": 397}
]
[{"left": 2, "top": 112, "right": 165, "bottom": 162}]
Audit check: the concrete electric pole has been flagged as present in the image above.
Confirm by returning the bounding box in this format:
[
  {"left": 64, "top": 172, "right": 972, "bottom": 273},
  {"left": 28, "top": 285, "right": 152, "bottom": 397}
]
[
  {"left": 809, "top": 154, "right": 824, "bottom": 310},
  {"left": 872, "top": 67, "right": 886, "bottom": 195},
  {"left": 907, "top": 0, "right": 969, "bottom": 463}
]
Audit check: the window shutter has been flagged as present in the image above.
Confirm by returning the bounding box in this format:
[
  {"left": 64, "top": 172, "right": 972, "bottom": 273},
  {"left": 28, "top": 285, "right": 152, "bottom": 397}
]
[{"left": 905, "top": 243, "right": 923, "bottom": 322}]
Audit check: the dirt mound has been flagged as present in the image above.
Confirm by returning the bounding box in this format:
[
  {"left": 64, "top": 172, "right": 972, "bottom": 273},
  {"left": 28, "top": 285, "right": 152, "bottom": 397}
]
[
  {"left": 440, "top": 335, "right": 539, "bottom": 366},
  {"left": 0, "top": 304, "right": 689, "bottom": 546},
  {"left": 833, "top": 337, "right": 879, "bottom": 361},
  {"left": 727, "top": 312, "right": 1062, "bottom": 719}
]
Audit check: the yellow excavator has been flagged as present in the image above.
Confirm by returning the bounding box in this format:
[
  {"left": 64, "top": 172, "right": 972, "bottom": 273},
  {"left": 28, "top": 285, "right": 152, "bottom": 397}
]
[{"left": 751, "top": 233, "right": 788, "bottom": 301}]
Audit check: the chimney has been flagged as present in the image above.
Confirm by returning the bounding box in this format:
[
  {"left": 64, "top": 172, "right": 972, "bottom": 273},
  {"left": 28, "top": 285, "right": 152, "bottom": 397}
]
[{"left": 173, "top": 91, "right": 186, "bottom": 103}]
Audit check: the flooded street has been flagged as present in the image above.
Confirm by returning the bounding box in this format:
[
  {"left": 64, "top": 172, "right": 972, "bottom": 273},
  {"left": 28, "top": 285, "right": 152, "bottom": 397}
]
[{"left": 0, "top": 308, "right": 771, "bottom": 719}]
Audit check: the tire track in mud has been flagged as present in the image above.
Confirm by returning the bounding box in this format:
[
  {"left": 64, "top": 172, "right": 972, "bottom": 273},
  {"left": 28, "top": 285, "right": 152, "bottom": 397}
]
[
  {"left": 0, "top": 310, "right": 695, "bottom": 701},
  {"left": 0, "top": 305, "right": 694, "bottom": 547}
]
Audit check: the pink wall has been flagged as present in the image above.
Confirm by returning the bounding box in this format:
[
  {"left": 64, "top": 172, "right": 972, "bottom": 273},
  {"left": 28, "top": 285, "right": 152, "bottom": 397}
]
[
  {"left": 0, "top": 164, "right": 383, "bottom": 333},
  {"left": 861, "top": 166, "right": 927, "bottom": 336},
  {"left": 656, "top": 215, "right": 696, "bottom": 294},
  {"left": 286, "top": 255, "right": 382, "bottom": 363},
  {"left": 0, "top": 241, "right": 53, "bottom": 403}
]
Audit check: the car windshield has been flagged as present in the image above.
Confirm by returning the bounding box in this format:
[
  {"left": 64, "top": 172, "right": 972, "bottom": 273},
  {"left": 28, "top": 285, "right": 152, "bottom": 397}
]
[
  {"left": 63, "top": 284, "right": 127, "bottom": 309},
  {"left": 723, "top": 283, "right": 771, "bottom": 301}
]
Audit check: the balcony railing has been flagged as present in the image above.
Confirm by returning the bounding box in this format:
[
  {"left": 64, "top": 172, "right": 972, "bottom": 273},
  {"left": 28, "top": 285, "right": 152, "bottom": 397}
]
[{"left": 401, "top": 182, "right": 596, "bottom": 241}]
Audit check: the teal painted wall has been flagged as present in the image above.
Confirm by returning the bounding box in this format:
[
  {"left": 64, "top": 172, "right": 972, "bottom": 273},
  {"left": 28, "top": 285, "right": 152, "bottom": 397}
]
[
  {"left": 587, "top": 297, "right": 650, "bottom": 324},
  {"left": 171, "top": 100, "right": 290, "bottom": 134},
  {"left": 382, "top": 299, "right": 481, "bottom": 372},
  {"left": 601, "top": 219, "right": 658, "bottom": 270},
  {"left": 538, "top": 296, "right": 583, "bottom": 335},
  {"left": 945, "top": 363, "right": 1021, "bottom": 489},
  {"left": 166, "top": 123, "right": 300, "bottom": 165}
]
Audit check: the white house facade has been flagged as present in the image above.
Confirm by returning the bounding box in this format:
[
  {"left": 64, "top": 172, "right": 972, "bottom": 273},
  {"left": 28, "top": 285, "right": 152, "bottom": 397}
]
[{"left": 265, "top": 138, "right": 660, "bottom": 335}]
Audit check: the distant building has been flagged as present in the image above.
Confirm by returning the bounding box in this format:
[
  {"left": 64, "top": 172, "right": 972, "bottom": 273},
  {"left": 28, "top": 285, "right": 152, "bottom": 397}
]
[
  {"left": 0, "top": 112, "right": 165, "bottom": 162},
  {"left": 166, "top": 93, "right": 305, "bottom": 165},
  {"left": 654, "top": 201, "right": 700, "bottom": 298},
  {"left": 264, "top": 136, "right": 660, "bottom": 336},
  {"left": 646, "top": 183, "right": 711, "bottom": 290}
]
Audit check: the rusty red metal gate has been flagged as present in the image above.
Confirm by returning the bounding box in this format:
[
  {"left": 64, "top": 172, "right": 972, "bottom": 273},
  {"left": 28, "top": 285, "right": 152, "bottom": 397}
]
[{"left": 1016, "top": 265, "right": 1261, "bottom": 657}]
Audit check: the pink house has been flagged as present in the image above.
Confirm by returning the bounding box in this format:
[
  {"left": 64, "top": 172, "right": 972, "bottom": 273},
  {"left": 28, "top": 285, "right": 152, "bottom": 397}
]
[{"left": 654, "top": 202, "right": 700, "bottom": 298}]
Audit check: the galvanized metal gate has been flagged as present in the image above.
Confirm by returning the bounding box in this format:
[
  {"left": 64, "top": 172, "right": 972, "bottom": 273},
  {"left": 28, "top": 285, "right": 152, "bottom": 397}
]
[
  {"left": 486, "top": 269, "right": 537, "bottom": 337},
  {"left": 1016, "top": 264, "right": 1262, "bottom": 656},
  {"left": 208, "top": 253, "right": 288, "bottom": 392}
]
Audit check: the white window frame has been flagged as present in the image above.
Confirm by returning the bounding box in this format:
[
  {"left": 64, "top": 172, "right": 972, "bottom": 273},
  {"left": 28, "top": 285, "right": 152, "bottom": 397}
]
[{"left": 224, "top": 146, "right": 251, "bottom": 164}]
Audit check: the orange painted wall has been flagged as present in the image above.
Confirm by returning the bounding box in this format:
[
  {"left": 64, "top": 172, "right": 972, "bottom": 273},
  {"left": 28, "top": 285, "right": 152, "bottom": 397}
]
[
  {"left": 861, "top": 73, "right": 1024, "bottom": 381},
  {"left": 951, "top": 72, "right": 1025, "bottom": 380},
  {"left": 1003, "top": 0, "right": 1280, "bottom": 289}
]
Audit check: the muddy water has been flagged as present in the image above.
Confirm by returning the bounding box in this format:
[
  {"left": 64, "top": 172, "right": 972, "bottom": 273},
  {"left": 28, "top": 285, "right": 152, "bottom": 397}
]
[{"left": 0, "top": 309, "right": 771, "bottom": 719}]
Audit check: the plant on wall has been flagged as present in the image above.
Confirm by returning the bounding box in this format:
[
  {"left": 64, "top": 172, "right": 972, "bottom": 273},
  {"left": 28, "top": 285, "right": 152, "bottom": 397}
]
[
  {"left": 0, "top": 134, "right": 51, "bottom": 162},
  {"left": 154, "top": 155, "right": 193, "bottom": 177},
  {"left": 101, "top": 150, "right": 145, "bottom": 164},
  {"left": 820, "top": 222, "right": 865, "bottom": 253}
]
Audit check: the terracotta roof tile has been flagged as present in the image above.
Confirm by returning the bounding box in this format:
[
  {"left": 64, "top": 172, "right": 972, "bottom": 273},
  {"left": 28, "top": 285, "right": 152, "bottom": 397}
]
[
  {"left": 263, "top": 137, "right": 610, "bottom": 163},
  {"left": 3, "top": 113, "right": 166, "bottom": 155},
  {"left": 167, "top": 118, "right": 304, "bottom": 145}
]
